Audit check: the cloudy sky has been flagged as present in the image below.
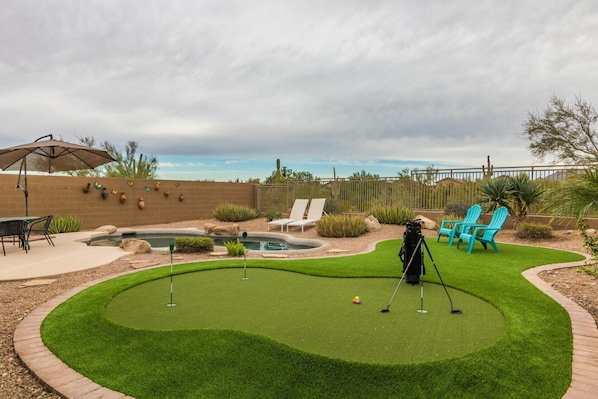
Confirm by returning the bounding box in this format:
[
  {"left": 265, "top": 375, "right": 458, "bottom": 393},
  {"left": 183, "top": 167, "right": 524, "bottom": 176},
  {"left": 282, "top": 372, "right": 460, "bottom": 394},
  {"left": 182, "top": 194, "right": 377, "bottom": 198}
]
[{"left": 1, "top": 1, "right": 597, "bottom": 181}]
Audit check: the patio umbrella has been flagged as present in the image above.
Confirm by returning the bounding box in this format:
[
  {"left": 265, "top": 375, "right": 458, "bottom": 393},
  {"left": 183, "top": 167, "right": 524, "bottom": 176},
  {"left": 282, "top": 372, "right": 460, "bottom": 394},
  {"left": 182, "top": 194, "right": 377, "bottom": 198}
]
[{"left": 0, "top": 134, "right": 115, "bottom": 215}]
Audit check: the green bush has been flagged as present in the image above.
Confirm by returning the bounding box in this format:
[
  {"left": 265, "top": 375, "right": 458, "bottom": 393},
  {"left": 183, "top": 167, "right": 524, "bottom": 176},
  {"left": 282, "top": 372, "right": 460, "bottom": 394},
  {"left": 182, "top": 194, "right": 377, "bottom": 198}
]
[
  {"left": 316, "top": 215, "right": 367, "bottom": 237},
  {"left": 264, "top": 210, "right": 282, "bottom": 222},
  {"left": 435, "top": 214, "right": 464, "bottom": 232},
  {"left": 368, "top": 206, "right": 414, "bottom": 225},
  {"left": 213, "top": 203, "right": 259, "bottom": 222},
  {"left": 224, "top": 238, "right": 247, "bottom": 256},
  {"left": 174, "top": 237, "right": 214, "bottom": 253},
  {"left": 515, "top": 223, "right": 553, "bottom": 239},
  {"left": 324, "top": 199, "right": 340, "bottom": 215},
  {"left": 443, "top": 201, "right": 471, "bottom": 218},
  {"left": 48, "top": 215, "right": 81, "bottom": 234}
]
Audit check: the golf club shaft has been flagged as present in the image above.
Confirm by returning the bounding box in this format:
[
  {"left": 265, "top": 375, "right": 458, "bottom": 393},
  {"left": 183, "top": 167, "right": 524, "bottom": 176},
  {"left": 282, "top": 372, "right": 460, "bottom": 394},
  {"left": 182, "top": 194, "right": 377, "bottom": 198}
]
[
  {"left": 383, "top": 237, "right": 423, "bottom": 310},
  {"left": 421, "top": 238, "right": 460, "bottom": 313}
]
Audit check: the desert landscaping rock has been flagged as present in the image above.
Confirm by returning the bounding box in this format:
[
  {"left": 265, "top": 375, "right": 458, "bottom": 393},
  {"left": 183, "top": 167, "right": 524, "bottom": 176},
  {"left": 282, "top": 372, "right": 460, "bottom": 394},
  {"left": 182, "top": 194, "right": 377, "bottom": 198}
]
[{"left": 1, "top": 217, "right": 595, "bottom": 399}]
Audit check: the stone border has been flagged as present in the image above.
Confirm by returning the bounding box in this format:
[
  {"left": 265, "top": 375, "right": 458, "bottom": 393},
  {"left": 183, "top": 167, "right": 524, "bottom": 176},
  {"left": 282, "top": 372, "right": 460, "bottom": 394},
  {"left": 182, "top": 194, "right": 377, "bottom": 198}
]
[{"left": 14, "top": 256, "right": 598, "bottom": 398}]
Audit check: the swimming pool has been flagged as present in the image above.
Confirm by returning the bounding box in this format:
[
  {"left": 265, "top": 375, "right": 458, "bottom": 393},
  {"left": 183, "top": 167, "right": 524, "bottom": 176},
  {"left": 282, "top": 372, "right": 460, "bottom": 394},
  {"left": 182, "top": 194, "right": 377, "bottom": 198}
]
[{"left": 86, "top": 229, "right": 326, "bottom": 252}]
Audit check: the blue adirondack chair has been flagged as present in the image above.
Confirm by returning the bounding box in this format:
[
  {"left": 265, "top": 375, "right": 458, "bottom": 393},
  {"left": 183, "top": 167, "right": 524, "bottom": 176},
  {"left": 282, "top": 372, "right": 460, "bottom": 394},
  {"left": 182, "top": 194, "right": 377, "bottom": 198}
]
[
  {"left": 437, "top": 204, "right": 482, "bottom": 246},
  {"left": 456, "top": 207, "right": 509, "bottom": 254}
]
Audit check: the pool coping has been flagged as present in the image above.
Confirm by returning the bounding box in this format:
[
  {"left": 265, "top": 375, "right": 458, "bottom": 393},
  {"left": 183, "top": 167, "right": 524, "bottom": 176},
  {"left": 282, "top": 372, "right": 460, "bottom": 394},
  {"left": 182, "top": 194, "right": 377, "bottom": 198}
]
[{"left": 85, "top": 227, "right": 331, "bottom": 256}]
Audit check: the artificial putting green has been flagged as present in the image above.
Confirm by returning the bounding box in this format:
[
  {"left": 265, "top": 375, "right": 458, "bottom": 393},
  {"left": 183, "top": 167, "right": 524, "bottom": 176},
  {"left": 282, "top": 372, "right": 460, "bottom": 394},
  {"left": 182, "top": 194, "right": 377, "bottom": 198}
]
[
  {"left": 42, "top": 239, "right": 585, "bottom": 398},
  {"left": 106, "top": 268, "right": 505, "bottom": 364}
]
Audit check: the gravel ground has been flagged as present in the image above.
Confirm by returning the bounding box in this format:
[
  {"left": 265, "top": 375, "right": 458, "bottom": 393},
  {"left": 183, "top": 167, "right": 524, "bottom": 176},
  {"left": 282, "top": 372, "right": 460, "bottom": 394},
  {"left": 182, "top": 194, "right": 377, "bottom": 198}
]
[{"left": 0, "top": 219, "right": 594, "bottom": 398}]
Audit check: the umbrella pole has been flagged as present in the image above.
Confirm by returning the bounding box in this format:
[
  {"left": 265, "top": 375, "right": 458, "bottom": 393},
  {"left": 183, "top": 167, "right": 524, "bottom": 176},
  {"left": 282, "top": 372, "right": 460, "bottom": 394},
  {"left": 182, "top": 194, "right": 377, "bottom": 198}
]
[{"left": 17, "top": 159, "right": 29, "bottom": 216}]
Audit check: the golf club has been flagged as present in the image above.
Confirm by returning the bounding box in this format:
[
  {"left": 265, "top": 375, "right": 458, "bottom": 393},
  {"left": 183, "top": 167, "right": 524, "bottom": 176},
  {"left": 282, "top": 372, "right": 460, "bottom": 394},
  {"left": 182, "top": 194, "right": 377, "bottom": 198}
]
[
  {"left": 380, "top": 239, "right": 420, "bottom": 313},
  {"left": 421, "top": 241, "right": 462, "bottom": 314}
]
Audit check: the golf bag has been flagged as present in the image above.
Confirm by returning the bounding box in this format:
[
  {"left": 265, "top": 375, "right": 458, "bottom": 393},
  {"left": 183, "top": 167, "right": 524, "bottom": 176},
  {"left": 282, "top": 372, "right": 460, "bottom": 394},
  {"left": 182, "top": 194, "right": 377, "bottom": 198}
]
[{"left": 398, "top": 221, "right": 425, "bottom": 285}]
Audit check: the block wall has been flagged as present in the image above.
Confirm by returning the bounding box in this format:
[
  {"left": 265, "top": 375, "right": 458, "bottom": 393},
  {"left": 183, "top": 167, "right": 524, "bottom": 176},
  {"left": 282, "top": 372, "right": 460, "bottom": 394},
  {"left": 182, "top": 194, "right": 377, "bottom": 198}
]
[{"left": 0, "top": 174, "right": 258, "bottom": 230}]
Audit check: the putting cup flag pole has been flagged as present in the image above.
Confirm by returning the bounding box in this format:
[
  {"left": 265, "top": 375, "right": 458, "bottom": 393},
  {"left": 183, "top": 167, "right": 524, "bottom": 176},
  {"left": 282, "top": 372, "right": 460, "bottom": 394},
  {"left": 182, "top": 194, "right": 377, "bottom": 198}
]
[
  {"left": 167, "top": 242, "right": 176, "bottom": 307},
  {"left": 242, "top": 231, "right": 248, "bottom": 280}
]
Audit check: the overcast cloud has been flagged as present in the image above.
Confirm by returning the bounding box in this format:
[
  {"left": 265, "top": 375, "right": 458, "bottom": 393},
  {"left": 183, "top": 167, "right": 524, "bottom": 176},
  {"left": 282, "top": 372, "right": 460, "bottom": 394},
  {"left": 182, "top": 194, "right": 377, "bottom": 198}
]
[{"left": 1, "top": 1, "right": 597, "bottom": 179}]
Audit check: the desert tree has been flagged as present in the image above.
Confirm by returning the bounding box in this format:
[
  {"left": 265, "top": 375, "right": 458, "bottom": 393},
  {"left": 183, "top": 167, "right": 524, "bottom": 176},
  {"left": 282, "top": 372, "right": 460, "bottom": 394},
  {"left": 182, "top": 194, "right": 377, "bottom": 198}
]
[
  {"left": 102, "top": 141, "right": 158, "bottom": 179},
  {"left": 69, "top": 136, "right": 158, "bottom": 179},
  {"left": 523, "top": 95, "right": 598, "bottom": 165}
]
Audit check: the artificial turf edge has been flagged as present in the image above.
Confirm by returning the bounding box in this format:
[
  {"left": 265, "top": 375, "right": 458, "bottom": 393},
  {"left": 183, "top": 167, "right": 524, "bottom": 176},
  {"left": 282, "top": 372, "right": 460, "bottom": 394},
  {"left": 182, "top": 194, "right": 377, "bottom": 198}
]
[{"left": 40, "top": 239, "right": 584, "bottom": 399}]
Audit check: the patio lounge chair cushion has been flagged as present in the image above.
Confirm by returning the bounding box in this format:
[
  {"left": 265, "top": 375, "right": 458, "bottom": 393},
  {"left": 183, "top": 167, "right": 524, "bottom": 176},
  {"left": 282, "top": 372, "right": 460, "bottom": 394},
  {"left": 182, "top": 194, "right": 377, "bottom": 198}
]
[
  {"left": 267, "top": 199, "right": 309, "bottom": 231},
  {"left": 287, "top": 198, "right": 327, "bottom": 232},
  {"left": 437, "top": 204, "right": 482, "bottom": 246},
  {"left": 456, "top": 207, "right": 509, "bottom": 254}
]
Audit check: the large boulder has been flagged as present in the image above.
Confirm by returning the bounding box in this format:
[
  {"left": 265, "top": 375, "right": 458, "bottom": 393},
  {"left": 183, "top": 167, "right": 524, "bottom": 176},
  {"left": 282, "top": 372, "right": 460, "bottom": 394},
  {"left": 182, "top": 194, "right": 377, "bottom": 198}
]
[
  {"left": 365, "top": 215, "right": 382, "bottom": 232},
  {"left": 415, "top": 215, "right": 437, "bottom": 230},
  {"left": 95, "top": 225, "right": 117, "bottom": 234},
  {"left": 204, "top": 223, "right": 241, "bottom": 235},
  {"left": 120, "top": 238, "right": 152, "bottom": 254}
]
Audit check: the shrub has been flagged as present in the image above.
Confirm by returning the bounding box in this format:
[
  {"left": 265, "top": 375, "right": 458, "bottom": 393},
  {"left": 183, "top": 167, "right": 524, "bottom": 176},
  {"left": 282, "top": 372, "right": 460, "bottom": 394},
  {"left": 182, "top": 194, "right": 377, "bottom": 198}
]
[
  {"left": 264, "top": 210, "right": 282, "bottom": 222},
  {"left": 368, "top": 206, "right": 414, "bottom": 225},
  {"left": 324, "top": 199, "right": 340, "bottom": 215},
  {"left": 515, "top": 223, "right": 553, "bottom": 239},
  {"left": 316, "top": 215, "right": 367, "bottom": 237},
  {"left": 443, "top": 201, "right": 471, "bottom": 218},
  {"left": 213, "top": 203, "right": 259, "bottom": 222},
  {"left": 174, "top": 237, "right": 214, "bottom": 253},
  {"left": 224, "top": 238, "right": 247, "bottom": 256},
  {"left": 48, "top": 215, "right": 81, "bottom": 234},
  {"left": 435, "top": 214, "right": 463, "bottom": 232}
]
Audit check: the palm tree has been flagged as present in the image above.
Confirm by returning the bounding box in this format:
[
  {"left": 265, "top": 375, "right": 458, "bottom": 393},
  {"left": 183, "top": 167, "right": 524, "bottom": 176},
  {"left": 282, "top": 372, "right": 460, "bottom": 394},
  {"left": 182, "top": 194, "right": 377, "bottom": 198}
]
[{"left": 545, "top": 168, "right": 598, "bottom": 257}]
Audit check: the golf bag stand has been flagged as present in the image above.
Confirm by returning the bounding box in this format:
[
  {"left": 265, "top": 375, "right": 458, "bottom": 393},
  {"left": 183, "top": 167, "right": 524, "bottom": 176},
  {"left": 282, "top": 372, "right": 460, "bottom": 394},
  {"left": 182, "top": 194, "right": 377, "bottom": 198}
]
[
  {"left": 399, "top": 221, "right": 425, "bottom": 285},
  {"left": 381, "top": 220, "right": 462, "bottom": 314}
]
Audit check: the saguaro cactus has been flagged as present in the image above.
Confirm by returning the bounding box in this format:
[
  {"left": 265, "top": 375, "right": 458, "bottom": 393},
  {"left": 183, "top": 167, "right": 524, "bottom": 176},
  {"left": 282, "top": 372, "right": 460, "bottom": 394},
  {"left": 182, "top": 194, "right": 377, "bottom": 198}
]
[{"left": 482, "top": 155, "right": 494, "bottom": 178}]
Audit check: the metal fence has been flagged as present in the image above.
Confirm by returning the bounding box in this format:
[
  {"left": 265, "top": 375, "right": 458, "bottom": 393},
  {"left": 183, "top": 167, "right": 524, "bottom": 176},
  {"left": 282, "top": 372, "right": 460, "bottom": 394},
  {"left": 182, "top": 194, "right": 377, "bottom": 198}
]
[{"left": 258, "top": 164, "right": 586, "bottom": 216}]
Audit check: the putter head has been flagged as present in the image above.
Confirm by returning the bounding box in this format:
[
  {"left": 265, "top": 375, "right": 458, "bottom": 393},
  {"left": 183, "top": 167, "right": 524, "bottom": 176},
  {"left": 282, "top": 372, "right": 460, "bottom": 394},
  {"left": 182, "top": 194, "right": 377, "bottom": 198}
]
[
  {"left": 380, "top": 308, "right": 390, "bottom": 313},
  {"left": 451, "top": 309, "right": 462, "bottom": 314}
]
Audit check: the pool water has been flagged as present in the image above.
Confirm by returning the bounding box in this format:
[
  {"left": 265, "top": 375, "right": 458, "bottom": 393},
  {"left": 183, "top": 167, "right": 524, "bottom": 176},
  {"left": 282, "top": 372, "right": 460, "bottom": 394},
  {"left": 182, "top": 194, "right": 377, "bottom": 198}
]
[{"left": 87, "top": 233, "right": 315, "bottom": 251}]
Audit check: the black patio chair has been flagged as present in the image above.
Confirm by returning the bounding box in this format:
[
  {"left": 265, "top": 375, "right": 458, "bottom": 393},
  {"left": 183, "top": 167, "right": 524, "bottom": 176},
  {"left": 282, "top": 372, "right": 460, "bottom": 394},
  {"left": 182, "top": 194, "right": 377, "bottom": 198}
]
[
  {"left": 1, "top": 220, "right": 28, "bottom": 255},
  {"left": 27, "top": 215, "right": 55, "bottom": 247}
]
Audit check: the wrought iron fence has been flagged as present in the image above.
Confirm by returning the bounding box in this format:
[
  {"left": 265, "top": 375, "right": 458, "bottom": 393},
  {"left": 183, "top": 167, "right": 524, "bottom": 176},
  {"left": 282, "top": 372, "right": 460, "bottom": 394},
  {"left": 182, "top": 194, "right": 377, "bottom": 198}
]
[{"left": 258, "top": 164, "right": 586, "bottom": 216}]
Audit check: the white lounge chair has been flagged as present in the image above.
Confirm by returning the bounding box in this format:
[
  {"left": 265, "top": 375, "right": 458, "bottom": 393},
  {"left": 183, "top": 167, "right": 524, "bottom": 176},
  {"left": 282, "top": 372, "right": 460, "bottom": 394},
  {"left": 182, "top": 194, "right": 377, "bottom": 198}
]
[
  {"left": 267, "top": 199, "right": 309, "bottom": 231},
  {"left": 287, "top": 198, "right": 326, "bottom": 232}
]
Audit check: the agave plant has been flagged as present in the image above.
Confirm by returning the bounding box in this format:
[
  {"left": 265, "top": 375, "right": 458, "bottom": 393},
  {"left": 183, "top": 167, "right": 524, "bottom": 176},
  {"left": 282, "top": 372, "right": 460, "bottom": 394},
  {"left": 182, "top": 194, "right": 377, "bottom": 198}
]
[
  {"left": 478, "top": 174, "right": 544, "bottom": 228},
  {"left": 509, "top": 174, "right": 544, "bottom": 226},
  {"left": 478, "top": 177, "right": 515, "bottom": 212}
]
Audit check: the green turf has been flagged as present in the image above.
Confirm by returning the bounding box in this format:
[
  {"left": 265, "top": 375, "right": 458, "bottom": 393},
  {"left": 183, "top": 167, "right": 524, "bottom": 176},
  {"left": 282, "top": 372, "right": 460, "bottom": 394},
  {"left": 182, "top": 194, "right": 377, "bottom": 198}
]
[
  {"left": 105, "top": 268, "right": 505, "bottom": 363},
  {"left": 41, "top": 239, "right": 585, "bottom": 399}
]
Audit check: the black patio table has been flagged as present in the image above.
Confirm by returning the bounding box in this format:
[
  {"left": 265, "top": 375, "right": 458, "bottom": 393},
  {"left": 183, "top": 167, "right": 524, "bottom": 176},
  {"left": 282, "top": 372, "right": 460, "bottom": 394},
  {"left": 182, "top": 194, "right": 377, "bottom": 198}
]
[{"left": 0, "top": 216, "right": 40, "bottom": 255}]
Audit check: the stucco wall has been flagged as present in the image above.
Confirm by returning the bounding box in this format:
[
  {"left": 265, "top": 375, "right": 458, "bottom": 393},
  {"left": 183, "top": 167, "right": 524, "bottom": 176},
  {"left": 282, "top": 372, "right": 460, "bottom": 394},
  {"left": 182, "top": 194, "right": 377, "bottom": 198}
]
[{"left": 0, "top": 174, "right": 258, "bottom": 230}]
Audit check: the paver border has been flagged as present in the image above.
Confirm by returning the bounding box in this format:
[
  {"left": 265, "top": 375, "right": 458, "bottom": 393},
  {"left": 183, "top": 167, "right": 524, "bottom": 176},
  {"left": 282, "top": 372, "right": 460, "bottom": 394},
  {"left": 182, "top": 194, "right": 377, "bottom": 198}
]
[{"left": 14, "top": 259, "right": 598, "bottom": 399}]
